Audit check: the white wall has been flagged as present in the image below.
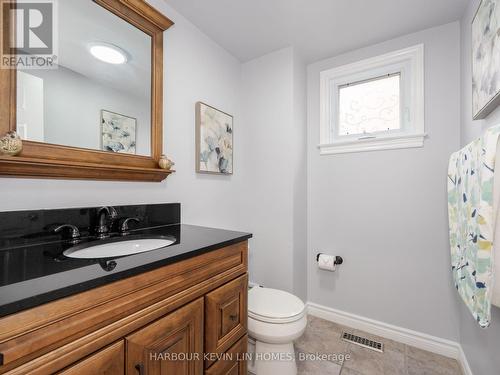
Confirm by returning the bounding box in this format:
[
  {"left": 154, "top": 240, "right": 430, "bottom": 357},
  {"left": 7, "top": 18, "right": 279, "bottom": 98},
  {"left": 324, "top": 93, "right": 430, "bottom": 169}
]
[
  {"left": 459, "top": 1, "right": 500, "bottom": 373},
  {"left": 150, "top": 0, "right": 247, "bottom": 232},
  {"left": 306, "top": 22, "right": 461, "bottom": 341},
  {"left": 293, "top": 50, "right": 308, "bottom": 301},
  {"left": 26, "top": 66, "right": 151, "bottom": 155},
  {"left": 239, "top": 47, "right": 307, "bottom": 297}
]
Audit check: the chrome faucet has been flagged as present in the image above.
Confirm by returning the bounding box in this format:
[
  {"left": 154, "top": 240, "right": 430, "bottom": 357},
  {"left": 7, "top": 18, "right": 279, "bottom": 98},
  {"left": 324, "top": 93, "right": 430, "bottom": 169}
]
[{"left": 94, "top": 206, "right": 117, "bottom": 239}]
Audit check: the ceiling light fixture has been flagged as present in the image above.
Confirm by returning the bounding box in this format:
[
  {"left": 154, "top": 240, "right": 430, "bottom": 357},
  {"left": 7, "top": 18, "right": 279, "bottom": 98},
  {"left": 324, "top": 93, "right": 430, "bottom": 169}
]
[{"left": 89, "top": 43, "right": 128, "bottom": 65}]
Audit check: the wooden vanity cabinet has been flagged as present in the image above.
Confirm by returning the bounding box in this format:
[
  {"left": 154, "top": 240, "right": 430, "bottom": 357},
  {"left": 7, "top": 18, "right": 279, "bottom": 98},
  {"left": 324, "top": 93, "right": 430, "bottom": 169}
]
[
  {"left": 0, "top": 241, "right": 248, "bottom": 375},
  {"left": 57, "top": 341, "right": 125, "bottom": 375}
]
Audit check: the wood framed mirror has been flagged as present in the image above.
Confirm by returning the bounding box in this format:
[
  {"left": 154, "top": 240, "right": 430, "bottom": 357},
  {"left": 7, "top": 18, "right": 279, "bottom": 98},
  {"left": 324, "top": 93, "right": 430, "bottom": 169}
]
[{"left": 0, "top": 0, "right": 173, "bottom": 181}]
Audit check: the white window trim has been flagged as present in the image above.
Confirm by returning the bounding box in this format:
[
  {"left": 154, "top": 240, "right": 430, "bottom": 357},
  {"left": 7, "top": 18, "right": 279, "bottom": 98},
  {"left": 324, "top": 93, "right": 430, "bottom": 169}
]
[{"left": 319, "top": 44, "right": 425, "bottom": 155}]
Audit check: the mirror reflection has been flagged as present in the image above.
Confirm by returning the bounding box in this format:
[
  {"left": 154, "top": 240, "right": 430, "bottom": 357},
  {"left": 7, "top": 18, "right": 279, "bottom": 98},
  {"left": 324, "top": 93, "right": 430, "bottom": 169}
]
[{"left": 16, "top": 0, "right": 152, "bottom": 156}]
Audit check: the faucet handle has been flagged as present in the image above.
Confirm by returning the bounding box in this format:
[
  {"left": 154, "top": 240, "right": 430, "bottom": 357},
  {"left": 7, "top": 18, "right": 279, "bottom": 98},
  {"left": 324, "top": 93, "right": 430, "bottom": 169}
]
[
  {"left": 108, "top": 206, "right": 118, "bottom": 220},
  {"left": 119, "top": 217, "right": 141, "bottom": 235},
  {"left": 54, "top": 224, "right": 81, "bottom": 243},
  {"left": 98, "top": 206, "right": 117, "bottom": 220},
  {"left": 97, "top": 206, "right": 118, "bottom": 218}
]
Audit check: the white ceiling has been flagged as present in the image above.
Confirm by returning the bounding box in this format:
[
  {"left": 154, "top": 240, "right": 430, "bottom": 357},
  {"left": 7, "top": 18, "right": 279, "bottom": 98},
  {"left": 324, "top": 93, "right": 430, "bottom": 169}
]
[
  {"left": 58, "top": 0, "right": 151, "bottom": 97},
  {"left": 164, "top": 0, "right": 468, "bottom": 63}
]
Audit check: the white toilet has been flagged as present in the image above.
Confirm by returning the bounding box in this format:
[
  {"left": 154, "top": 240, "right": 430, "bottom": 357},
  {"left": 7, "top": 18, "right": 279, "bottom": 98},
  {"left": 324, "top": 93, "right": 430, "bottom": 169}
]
[{"left": 247, "top": 287, "right": 307, "bottom": 375}]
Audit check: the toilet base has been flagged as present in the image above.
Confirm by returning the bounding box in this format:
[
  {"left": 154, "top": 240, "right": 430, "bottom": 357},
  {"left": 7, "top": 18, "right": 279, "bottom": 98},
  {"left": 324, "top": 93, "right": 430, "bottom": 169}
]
[{"left": 250, "top": 340, "right": 297, "bottom": 375}]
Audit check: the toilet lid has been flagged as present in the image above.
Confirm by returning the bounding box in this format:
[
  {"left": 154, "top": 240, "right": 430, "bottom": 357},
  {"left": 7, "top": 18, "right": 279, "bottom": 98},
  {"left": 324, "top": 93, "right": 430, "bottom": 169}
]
[{"left": 248, "top": 287, "right": 305, "bottom": 323}]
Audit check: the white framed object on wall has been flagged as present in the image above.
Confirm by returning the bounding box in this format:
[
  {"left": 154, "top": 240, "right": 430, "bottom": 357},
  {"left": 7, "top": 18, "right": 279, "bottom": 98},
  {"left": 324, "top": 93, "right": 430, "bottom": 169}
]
[
  {"left": 319, "top": 44, "right": 425, "bottom": 155},
  {"left": 472, "top": 0, "right": 500, "bottom": 120}
]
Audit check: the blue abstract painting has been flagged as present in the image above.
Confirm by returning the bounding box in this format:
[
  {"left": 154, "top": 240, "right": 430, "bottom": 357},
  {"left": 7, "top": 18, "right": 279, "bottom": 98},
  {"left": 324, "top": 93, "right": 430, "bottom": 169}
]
[
  {"left": 101, "top": 110, "right": 137, "bottom": 155},
  {"left": 196, "top": 102, "right": 233, "bottom": 174},
  {"left": 472, "top": 0, "right": 500, "bottom": 119}
]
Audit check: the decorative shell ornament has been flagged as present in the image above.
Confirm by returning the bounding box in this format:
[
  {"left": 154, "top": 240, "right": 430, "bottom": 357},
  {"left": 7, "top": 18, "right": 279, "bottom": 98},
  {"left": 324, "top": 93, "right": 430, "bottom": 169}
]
[
  {"left": 158, "top": 155, "right": 175, "bottom": 170},
  {"left": 0, "top": 131, "right": 23, "bottom": 156}
]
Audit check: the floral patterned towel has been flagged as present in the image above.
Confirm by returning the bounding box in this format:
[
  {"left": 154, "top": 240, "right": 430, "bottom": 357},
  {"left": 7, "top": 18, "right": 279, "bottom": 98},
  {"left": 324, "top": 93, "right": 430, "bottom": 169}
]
[{"left": 448, "top": 125, "right": 500, "bottom": 328}]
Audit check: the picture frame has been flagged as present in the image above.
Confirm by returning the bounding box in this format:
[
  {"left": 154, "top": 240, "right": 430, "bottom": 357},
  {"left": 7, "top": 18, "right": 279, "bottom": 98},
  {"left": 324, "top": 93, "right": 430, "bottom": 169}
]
[
  {"left": 101, "top": 110, "right": 137, "bottom": 155},
  {"left": 472, "top": 0, "right": 500, "bottom": 119},
  {"left": 195, "top": 102, "right": 233, "bottom": 175}
]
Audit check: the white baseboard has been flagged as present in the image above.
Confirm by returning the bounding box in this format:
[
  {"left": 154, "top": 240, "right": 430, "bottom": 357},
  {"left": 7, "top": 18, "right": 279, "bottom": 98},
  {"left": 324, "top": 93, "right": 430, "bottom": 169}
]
[
  {"left": 306, "top": 302, "right": 472, "bottom": 375},
  {"left": 458, "top": 346, "right": 473, "bottom": 375}
]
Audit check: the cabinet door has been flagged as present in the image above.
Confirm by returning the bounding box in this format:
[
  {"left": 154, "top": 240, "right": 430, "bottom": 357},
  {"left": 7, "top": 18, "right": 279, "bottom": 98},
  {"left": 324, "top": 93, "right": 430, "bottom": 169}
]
[
  {"left": 126, "top": 298, "right": 203, "bottom": 375},
  {"left": 57, "top": 341, "right": 124, "bottom": 375},
  {"left": 205, "top": 274, "right": 248, "bottom": 368},
  {"left": 205, "top": 335, "right": 247, "bottom": 375}
]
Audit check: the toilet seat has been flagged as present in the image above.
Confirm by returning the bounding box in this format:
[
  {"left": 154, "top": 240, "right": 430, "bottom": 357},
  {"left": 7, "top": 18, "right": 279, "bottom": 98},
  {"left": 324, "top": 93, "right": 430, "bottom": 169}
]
[{"left": 248, "top": 287, "right": 306, "bottom": 324}]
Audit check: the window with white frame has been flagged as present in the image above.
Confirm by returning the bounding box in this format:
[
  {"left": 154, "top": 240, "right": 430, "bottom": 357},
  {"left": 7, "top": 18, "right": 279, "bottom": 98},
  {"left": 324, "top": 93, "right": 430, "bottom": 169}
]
[{"left": 319, "top": 44, "right": 425, "bottom": 155}]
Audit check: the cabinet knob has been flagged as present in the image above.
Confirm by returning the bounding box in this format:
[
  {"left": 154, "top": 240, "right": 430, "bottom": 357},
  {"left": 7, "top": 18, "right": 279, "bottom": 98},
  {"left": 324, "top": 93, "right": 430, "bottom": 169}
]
[{"left": 229, "top": 314, "right": 238, "bottom": 321}]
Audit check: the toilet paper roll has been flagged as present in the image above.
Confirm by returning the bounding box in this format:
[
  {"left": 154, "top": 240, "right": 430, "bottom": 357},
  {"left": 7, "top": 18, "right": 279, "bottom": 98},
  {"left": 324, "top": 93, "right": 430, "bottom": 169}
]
[{"left": 318, "top": 254, "right": 336, "bottom": 272}]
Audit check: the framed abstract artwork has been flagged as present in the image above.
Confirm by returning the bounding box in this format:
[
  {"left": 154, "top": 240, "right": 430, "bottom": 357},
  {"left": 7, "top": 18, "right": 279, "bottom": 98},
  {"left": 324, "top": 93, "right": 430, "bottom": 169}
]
[
  {"left": 195, "top": 102, "right": 233, "bottom": 174},
  {"left": 101, "top": 110, "right": 137, "bottom": 155},
  {"left": 472, "top": 0, "right": 500, "bottom": 119}
]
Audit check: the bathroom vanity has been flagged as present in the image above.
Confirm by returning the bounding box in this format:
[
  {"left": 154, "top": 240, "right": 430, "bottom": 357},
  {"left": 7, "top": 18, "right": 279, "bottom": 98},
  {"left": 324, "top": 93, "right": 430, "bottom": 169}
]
[{"left": 0, "top": 204, "right": 251, "bottom": 375}]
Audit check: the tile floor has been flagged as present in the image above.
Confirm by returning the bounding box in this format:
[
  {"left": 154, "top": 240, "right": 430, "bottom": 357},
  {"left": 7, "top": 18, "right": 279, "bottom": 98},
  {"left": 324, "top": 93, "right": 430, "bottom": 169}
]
[{"left": 294, "top": 316, "right": 463, "bottom": 375}]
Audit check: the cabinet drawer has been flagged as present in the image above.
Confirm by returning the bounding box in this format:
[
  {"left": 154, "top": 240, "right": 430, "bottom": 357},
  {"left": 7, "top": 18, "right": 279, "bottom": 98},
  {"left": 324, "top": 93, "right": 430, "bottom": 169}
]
[
  {"left": 205, "top": 335, "right": 247, "bottom": 375},
  {"left": 57, "top": 341, "right": 124, "bottom": 375},
  {"left": 204, "top": 274, "right": 248, "bottom": 368}
]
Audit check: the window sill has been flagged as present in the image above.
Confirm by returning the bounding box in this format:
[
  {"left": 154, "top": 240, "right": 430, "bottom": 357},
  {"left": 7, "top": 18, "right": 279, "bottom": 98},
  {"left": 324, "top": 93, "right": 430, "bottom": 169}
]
[{"left": 318, "top": 133, "right": 427, "bottom": 155}]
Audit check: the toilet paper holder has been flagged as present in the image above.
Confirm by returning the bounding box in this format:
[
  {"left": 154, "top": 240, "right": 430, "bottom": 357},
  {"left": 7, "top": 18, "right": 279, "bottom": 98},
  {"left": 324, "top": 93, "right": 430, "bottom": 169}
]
[{"left": 316, "top": 253, "right": 343, "bottom": 265}]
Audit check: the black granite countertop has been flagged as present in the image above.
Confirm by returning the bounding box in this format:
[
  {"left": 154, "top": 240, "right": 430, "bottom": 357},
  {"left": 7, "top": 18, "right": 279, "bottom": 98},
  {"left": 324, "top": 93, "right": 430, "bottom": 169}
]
[{"left": 0, "top": 224, "right": 252, "bottom": 318}]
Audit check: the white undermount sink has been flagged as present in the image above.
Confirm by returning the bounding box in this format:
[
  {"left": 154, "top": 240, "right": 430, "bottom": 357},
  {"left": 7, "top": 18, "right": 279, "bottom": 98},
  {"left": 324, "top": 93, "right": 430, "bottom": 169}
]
[{"left": 63, "top": 237, "right": 175, "bottom": 259}]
